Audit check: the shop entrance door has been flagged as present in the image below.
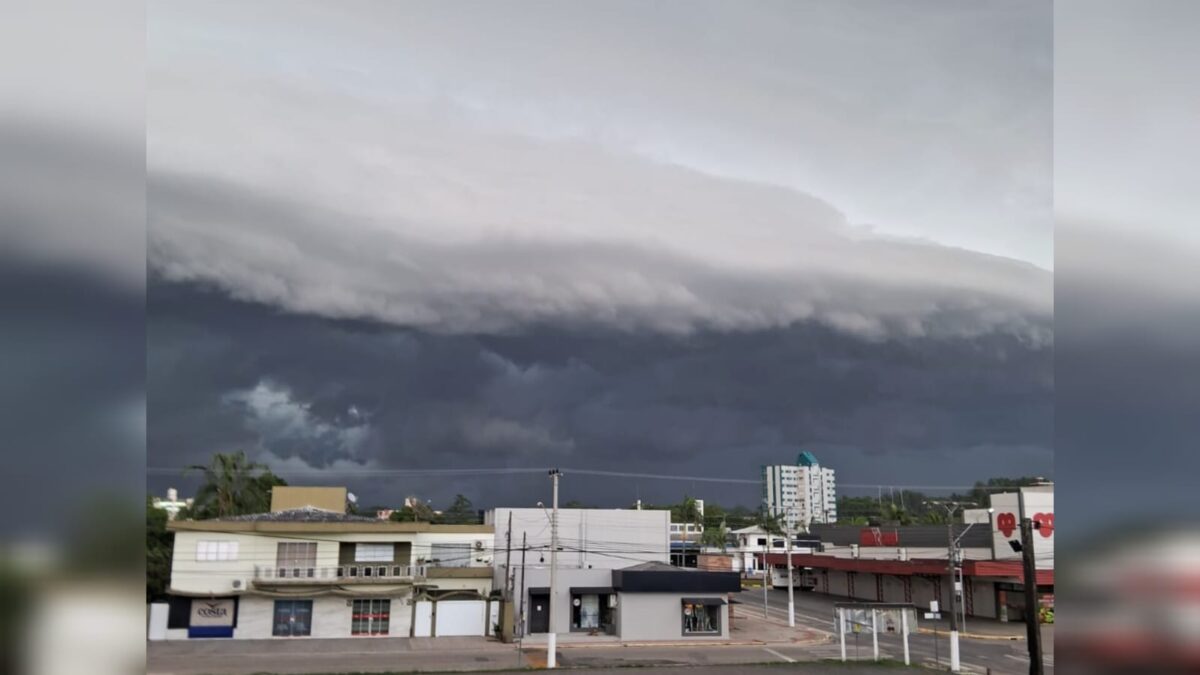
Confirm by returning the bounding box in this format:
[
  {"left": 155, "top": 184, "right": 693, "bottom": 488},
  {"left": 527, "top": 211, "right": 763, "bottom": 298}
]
[{"left": 529, "top": 592, "right": 550, "bottom": 633}]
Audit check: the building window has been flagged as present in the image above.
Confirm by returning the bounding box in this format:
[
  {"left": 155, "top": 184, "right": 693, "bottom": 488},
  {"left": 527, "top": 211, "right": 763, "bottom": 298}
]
[
  {"left": 756, "top": 538, "right": 767, "bottom": 546},
  {"left": 276, "top": 542, "right": 318, "bottom": 577},
  {"left": 429, "top": 543, "right": 472, "bottom": 568},
  {"left": 351, "top": 599, "right": 390, "bottom": 636},
  {"left": 682, "top": 600, "right": 721, "bottom": 635},
  {"left": 272, "top": 600, "right": 313, "bottom": 637},
  {"left": 570, "top": 593, "right": 613, "bottom": 632},
  {"left": 355, "top": 543, "right": 392, "bottom": 562},
  {"left": 196, "top": 540, "right": 238, "bottom": 561}
]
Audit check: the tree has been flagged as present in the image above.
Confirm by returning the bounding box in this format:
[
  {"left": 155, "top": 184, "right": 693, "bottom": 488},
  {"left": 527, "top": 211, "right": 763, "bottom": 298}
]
[
  {"left": 756, "top": 509, "right": 785, "bottom": 536},
  {"left": 922, "top": 509, "right": 949, "bottom": 525},
  {"left": 185, "top": 451, "right": 287, "bottom": 519},
  {"left": 700, "top": 520, "right": 730, "bottom": 551},
  {"left": 390, "top": 497, "right": 435, "bottom": 522},
  {"left": 147, "top": 497, "right": 173, "bottom": 601},
  {"left": 442, "top": 494, "right": 477, "bottom": 524}
]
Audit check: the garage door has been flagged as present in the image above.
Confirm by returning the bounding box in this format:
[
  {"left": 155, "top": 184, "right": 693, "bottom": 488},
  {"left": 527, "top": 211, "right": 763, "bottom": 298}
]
[{"left": 434, "top": 600, "right": 486, "bottom": 636}]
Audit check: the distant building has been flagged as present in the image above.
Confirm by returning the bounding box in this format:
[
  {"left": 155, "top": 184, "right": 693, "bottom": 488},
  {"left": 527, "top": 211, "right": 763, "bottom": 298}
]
[
  {"left": 152, "top": 488, "right": 193, "bottom": 520},
  {"left": 762, "top": 451, "right": 837, "bottom": 526}
]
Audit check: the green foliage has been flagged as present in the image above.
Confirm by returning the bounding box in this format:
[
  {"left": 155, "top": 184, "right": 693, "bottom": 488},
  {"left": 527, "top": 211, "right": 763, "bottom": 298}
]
[
  {"left": 147, "top": 496, "right": 173, "bottom": 601},
  {"left": 442, "top": 494, "right": 478, "bottom": 524},
  {"left": 700, "top": 520, "right": 730, "bottom": 551},
  {"left": 184, "top": 451, "right": 288, "bottom": 519},
  {"left": 389, "top": 498, "right": 435, "bottom": 522}
]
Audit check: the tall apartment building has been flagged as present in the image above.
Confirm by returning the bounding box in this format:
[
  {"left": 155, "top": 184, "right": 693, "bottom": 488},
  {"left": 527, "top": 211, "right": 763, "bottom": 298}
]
[{"left": 762, "top": 451, "right": 837, "bottom": 527}]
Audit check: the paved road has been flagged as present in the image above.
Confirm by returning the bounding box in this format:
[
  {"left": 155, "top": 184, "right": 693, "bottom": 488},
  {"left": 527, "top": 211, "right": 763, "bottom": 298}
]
[{"left": 734, "top": 589, "right": 1052, "bottom": 675}]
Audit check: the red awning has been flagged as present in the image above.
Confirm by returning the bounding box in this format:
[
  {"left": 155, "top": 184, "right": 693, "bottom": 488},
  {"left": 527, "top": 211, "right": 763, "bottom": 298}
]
[{"left": 757, "top": 552, "right": 1053, "bottom": 585}]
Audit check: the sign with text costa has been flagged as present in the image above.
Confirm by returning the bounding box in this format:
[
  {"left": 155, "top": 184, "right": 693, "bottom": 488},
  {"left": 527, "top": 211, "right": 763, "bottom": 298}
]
[{"left": 189, "top": 598, "right": 236, "bottom": 638}]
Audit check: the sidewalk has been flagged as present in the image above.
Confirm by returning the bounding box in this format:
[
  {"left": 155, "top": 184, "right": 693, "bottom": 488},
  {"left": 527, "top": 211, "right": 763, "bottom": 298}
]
[{"left": 915, "top": 614, "right": 1052, "bottom": 642}]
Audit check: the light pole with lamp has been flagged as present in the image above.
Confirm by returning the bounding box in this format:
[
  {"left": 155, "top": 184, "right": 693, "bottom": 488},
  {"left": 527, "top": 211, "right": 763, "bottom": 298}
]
[
  {"left": 923, "top": 501, "right": 992, "bottom": 673},
  {"left": 547, "top": 469, "right": 561, "bottom": 668}
]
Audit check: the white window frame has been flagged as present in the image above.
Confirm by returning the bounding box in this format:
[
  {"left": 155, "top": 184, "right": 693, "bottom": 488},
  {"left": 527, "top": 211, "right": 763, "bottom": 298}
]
[{"left": 196, "top": 540, "right": 239, "bottom": 562}]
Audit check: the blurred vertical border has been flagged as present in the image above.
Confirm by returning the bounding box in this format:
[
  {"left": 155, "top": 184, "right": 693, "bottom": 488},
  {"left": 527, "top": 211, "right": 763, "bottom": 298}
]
[
  {"left": 1, "top": 1, "right": 146, "bottom": 674},
  {"left": 1056, "top": 1, "right": 1200, "bottom": 673}
]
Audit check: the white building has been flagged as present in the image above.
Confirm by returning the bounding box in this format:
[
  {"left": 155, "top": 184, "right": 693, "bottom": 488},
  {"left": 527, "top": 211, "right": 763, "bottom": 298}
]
[
  {"left": 486, "top": 507, "right": 739, "bottom": 641},
  {"left": 159, "top": 487, "right": 496, "bottom": 640},
  {"left": 762, "top": 451, "right": 837, "bottom": 526}
]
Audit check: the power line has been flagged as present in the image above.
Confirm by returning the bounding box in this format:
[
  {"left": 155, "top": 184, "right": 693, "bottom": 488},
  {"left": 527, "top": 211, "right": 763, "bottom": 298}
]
[{"left": 151, "top": 464, "right": 1044, "bottom": 493}]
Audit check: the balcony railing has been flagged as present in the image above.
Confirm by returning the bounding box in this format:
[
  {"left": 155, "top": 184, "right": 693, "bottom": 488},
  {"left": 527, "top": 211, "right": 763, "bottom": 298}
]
[{"left": 252, "top": 564, "right": 428, "bottom": 583}]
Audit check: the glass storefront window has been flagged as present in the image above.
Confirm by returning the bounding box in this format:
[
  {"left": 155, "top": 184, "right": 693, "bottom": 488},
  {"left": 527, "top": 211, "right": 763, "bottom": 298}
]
[
  {"left": 682, "top": 601, "right": 720, "bottom": 635},
  {"left": 272, "top": 600, "right": 313, "bottom": 637},
  {"left": 351, "top": 599, "right": 390, "bottom": 636}
]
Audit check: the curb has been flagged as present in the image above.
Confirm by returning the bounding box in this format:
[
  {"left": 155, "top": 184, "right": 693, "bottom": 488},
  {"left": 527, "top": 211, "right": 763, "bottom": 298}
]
[
  {"left": 915, "top": 627, "right": 1022, "bottom": 641},
  {"left": 527, "top": 638, "right": 829, "bottom": 650}
]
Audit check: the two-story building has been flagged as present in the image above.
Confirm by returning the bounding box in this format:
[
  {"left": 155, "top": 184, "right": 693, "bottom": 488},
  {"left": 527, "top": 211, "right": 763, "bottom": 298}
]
[
  {"left": 487, "top": 507, "right": 740, "bottom": 642},
  {"left": 163, "top": 487, "right": 495, "bottom": 640}
]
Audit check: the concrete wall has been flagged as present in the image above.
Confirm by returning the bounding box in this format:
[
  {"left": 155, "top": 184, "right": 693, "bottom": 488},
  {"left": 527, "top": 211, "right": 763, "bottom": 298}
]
[
  {"left": 516, "top": 567, "right": 612, "bottom": 635},
  {"left": 218, "top": 594, "right": 414, "bottom": 640},
  {"left": 490, "top": 508, "right": 669, "bottom": 591},
  {"left": 615, "top": 593, "right": 729, "bottom": 640},
  {"left": 270, "top": 486, "right": 347, "bottom": 512}
]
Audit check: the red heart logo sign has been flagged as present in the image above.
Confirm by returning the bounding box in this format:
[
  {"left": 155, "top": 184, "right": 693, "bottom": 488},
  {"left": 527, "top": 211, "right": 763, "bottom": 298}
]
[
  {"left": 1034, "top": 512, "right": 1054, "bottom": 538},
  {"left": 996, "top": 512, "right": 1017, "bottom": 538}
]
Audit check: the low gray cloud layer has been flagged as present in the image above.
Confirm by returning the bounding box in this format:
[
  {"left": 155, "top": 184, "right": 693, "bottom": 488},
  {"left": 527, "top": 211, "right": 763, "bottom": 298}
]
[
  {"left": 148, "top": 280, "right": 1052, "bottom": 508},
  {"left": 151, "top": 171, "right": 1051, "bottom": 342}
]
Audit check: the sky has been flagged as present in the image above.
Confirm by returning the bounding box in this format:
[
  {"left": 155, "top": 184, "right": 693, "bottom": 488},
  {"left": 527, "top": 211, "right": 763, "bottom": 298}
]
[{"left": 145, "top": 1, "right": 1054, "bottom": 510}]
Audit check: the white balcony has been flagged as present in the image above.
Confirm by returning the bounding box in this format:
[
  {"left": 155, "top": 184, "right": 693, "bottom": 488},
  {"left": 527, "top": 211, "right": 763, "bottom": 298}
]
[{"left": 252, "top": 563, "right": 427, "bottom": 584}]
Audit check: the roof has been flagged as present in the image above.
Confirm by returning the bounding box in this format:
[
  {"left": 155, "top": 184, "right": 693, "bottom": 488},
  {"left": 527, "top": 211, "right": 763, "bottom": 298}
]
[
  {"left": 797, "top": 451, "right": 820, "bottom": 467},
  {"left": 218, "top": 506, "right": 378, "bottom": 523},
  {"left": 620, "top": 561, "right": 695, "bottom": 573},
  {"left": 810, "top": 524, "right": 991, "bottom": 549}
]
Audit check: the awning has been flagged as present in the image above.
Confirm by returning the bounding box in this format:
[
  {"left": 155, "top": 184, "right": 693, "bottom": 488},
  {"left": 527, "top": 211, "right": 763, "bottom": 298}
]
[
  {"left": 681, "top": 597, "right": 727, "bottom": 605},
  {"left": 528, "top": 587, "right": 550, "bottom": 594}
]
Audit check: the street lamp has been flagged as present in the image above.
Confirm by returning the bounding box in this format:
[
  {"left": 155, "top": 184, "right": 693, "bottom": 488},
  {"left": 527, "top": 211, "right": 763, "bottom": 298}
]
[{"left": 922, "top": 500, "right": 985, "bottom": 674}]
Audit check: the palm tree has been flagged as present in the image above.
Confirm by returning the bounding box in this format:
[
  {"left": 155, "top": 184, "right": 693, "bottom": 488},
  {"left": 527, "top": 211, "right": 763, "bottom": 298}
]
[
  {"left": 756, "top": 509, "right": 785, "bottom": 536},
  {"left": 186, "top": 451, "right": 285, "bottom": 519}
]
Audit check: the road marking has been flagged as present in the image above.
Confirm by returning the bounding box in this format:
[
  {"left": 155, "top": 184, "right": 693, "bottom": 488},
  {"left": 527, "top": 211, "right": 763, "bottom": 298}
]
[{"left": 763, "top": 647, "right": 796, "bottom": 663}]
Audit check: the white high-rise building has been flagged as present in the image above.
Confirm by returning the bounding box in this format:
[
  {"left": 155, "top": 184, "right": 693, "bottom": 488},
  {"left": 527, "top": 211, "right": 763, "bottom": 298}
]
[{"left": 762, "top": 452, "right": 837, "bottom": 527}]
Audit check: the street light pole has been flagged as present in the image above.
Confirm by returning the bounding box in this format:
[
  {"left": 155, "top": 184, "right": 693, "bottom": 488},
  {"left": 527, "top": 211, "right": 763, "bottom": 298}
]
[
  {"left": 785, "top": 507, "right": 796, "bottom": 628},
  {"left": 547, "top": 469, "right": 560, "bottom": 669}
]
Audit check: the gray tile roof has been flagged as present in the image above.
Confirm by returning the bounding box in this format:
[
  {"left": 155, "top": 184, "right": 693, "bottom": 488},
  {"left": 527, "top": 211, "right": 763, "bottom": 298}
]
[
  {"left": 218, "top": 506, "right": 379, "bottom": 523},
  {"left": 620, "top": 561, "right": 696, "bottom": 572}
]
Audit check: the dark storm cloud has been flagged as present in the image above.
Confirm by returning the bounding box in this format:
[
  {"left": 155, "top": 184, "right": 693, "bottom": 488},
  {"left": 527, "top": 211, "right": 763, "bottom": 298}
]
[{"left": 149, "top": 279, "right": 1052, "bottom": 510}]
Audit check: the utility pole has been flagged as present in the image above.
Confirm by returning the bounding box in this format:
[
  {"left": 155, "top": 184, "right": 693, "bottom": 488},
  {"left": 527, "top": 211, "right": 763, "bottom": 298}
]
[
  {"left": 945, "top": 514, "right": 961, "bottom": 673},
  {"left": 762, "top": 550, "right": 769, "bottom": 619},
  {"left": 1018, "top": 489, "right": 1044, "bottom": 675},
  {"left": 785, "top": 507, "right": 796, "bottom": 628},
  {"left": 504, "top": 511, "right": 513, "bottom": 599},
  {"left": 547, "top": 469, "right": 561, "bottom": 669},
  {"left": 517, "top": 532, "right": 527, "bottom": 667}
]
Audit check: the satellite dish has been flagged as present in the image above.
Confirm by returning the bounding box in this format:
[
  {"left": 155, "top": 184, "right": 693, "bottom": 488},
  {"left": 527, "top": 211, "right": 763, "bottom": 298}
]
[{"left": 348, "top": 492, "right": 358, "bottom": 504}]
